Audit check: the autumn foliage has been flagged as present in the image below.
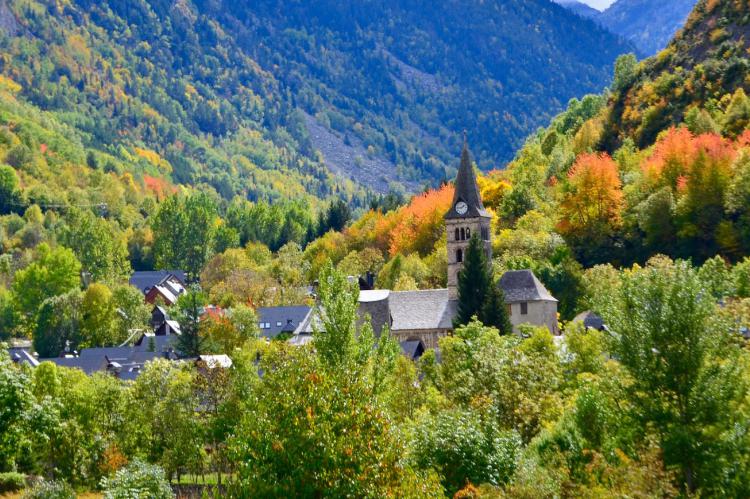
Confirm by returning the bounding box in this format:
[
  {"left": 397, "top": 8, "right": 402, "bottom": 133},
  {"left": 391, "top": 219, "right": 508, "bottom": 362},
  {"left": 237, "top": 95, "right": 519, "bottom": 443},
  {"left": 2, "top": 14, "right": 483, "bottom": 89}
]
[{"left": 558, "top": 153, "right": 623, "bottom": 240}]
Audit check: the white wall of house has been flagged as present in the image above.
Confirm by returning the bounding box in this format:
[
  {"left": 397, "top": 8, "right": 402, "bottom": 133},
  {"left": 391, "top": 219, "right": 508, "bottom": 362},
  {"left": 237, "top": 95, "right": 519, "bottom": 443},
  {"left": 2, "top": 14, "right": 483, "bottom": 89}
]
[{"left": 508, "top": 300, "right": 558, "bottom": 335}]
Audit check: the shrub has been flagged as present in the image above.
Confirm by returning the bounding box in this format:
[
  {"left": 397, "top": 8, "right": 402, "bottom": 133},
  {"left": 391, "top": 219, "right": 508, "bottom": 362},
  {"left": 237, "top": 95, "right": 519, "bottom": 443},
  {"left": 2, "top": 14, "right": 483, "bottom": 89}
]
[
  {"left": 101, "top": 460, "right": 173, "bottom": 499},
  {"left": 0, "top": 472, "right": 25, "bottom": 493},
  {"left": 22, "top": 480, "right": 75, "bottom": 499}
]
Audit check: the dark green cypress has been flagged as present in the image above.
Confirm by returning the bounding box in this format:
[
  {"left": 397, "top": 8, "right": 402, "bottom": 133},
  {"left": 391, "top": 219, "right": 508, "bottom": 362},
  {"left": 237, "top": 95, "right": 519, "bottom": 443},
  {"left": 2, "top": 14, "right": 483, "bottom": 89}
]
[
  {"left": 454, "top": 234, "right": 491, "bottom": 327},
  {"left": 480, "top": 281, "right": 513, "bottom": 334},
  {"left": 454, "top": 233, "right": 512, "bottom": 333}
]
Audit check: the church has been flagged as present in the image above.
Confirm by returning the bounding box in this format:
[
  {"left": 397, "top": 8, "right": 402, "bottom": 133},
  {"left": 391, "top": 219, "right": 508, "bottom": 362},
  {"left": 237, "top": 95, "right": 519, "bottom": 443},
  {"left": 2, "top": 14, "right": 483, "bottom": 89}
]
[{"left": 291, "top": 140, "right": 559, "bottom": 350}]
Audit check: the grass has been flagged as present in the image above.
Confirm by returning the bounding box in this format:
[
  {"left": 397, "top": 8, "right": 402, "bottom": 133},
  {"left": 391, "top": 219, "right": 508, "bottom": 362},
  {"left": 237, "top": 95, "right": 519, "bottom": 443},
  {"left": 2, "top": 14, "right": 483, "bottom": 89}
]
[{"left": 0, "top": 491, "right": 103, "bottom": 498}]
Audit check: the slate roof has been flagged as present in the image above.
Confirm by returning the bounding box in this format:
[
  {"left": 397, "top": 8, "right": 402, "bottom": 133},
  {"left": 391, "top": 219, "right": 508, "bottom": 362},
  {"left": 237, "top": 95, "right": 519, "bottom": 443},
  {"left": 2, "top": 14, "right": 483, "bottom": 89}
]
[
  {"left": 389, "top": 289, "right": 457, "bottom": 331},
  {"left": 358, "top": 290, "right": 391, "bottom": 336},
  {"left": 38, "top": 344, "right": 177, "bottom": 378},
  {"left": 445, "top": 140, "right": 490, "bottom": 220},
  {"left": 129, "top": 270, "right": 186, "bottom": 293},
  {"left": 572, "top": 311, "right": 605, "bottom": 331},
  {"left": 8, "top": 347, "right": 39, "bottom": 367},
  {"left": 499, "top": 270, "right": 557, "bottom": 303},
  {"left": 258, "top": 306, "right": 312, "bottom": 339},
  {"left": 134, "top": 334, "right": 176, "bottom": 352},
  {"left": 400, "top": 339, "right": 426, "bottom": 360}
]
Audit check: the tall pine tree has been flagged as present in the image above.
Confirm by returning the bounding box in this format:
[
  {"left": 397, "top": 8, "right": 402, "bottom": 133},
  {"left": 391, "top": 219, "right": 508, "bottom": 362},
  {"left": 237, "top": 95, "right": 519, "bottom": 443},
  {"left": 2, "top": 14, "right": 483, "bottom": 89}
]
[{"left": 454, "top": 233, "right": 512, "bottom": 334}]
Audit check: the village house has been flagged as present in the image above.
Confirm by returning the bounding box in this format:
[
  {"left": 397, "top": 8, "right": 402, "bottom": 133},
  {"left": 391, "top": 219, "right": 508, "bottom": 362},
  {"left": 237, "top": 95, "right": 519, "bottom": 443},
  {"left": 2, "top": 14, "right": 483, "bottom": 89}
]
[{"left": 129, "top": 270, "right": 187, "bottom": 306}]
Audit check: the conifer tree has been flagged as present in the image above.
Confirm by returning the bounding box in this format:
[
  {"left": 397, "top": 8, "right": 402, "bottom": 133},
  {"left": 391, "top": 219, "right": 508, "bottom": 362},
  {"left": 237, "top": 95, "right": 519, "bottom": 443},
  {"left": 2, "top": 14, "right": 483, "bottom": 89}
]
[
  {"left": 455, "top": 234, "right": 512, "bottom": 333},
  {"left": 481, "top": 283, "right": 513, "bottom": 334},
  {"left": 454, "top": 234, "right": 491, "bottom": 327}
]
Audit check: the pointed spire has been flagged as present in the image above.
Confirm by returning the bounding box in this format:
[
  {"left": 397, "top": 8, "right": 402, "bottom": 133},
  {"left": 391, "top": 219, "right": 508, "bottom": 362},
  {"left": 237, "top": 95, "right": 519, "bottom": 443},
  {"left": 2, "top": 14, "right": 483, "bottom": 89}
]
[{"left": 446, "top": 134, "right": 487, "bottom": 219}]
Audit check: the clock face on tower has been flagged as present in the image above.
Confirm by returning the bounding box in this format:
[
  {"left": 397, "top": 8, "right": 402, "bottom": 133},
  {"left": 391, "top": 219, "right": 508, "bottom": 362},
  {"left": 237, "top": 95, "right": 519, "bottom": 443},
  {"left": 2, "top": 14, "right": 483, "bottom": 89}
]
[{"left": 455, "top": 201, "right": 468, "bottom": 215}]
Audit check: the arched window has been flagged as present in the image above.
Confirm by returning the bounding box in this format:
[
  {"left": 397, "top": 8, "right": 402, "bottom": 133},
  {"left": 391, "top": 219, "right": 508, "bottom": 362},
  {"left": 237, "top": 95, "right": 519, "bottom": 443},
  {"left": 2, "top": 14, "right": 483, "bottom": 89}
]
[
  {"left": 455, "top": 228, "right": 460, "bottom": 241},
  {"left": 460, "top": 227, "right": 466, "bottom": 241},
  {"left": 456, "top": 249, "right": 463, "bottom": 263},
  {"left": 466, "top": 227, "right": 471, "bottom": 239}
]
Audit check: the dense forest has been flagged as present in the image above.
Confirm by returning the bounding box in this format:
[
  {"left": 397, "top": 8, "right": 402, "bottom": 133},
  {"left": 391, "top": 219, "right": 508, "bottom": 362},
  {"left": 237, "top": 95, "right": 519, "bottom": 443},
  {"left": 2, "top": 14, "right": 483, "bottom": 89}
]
[
  {"left": 2, "top": 0, "right": 750, "bottom": 496},
  {"left": 0, "top": 0, "right": 633, "bottom": 196}
]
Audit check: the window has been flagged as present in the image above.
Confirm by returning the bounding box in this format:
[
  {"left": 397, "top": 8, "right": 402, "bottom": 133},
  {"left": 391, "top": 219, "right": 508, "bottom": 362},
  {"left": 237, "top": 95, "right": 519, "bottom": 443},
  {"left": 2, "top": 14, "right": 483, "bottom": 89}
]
[
  {"left": 460, "top": 227, "right": 466, "bottom": 241},
  {"left": 466, "top": 227, "right": 470, "bottom": 239},
  {"left": 481, "top": 227, "right": 489, "bottom": 241},
  {"left": 520, "top": 302, "right": 528, "bottom": 315},
  {"left": 456, "top": 249, "right": 463, "bottom": 263},
  {"left": 276, "top": 322, "right": 282, "bottom": 327},
  {"left": 455, "top": 228, "right": 460, "bottom": 241}
]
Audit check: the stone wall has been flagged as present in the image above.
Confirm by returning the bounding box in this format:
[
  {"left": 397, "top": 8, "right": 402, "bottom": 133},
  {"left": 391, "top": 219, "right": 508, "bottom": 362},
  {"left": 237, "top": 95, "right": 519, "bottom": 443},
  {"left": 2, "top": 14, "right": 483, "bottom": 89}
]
[
  {"left": 391, "top": 328, "right": 451, "bottom": 349},
  {"left": 508, "top": 300, "right": 558, "bottom": 335}
]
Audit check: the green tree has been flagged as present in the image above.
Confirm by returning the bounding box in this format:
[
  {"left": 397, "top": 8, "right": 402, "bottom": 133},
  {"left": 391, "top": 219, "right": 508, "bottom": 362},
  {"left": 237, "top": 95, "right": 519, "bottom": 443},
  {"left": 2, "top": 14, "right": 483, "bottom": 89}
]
[
  {"left": 0, "top": 349, "right": 32, "bottom": 471},
  {"left": 594, "top": 258, "right": 750, "bottom": 495},
  {"left": 611, "top": 53, "right": 638, "bottom": 94},
  {"left": 80, "top": 283, "right": 116, "bottom": 348},
  {"left": 127, "top": 359, "right": 204, "bottom": 478},
  {"left": 173, "top": 287, "right": 207, "bottom": 357},
  {"left": 13, "top": 244, "right": 81, "bottom": 332},
  {"left": 111, "top": 284, "right": 151, "bottom": 344},
  {"left": 412, "top": 408, "right": 521, "bottom": 495},
  {"left": 61, "top": 208, "right": 130, "bottom": 282},
  {"left": 455, "top": 234, "right": 510, "bottom": 331},
  {"left": 151, "top": 193, "right": 217, "bottom": 280},
  {"left": 229, "top": 344, "right": 428, "bottom": 497},
  {"left": 33, "top": 291, "right": 83, "bottom": 358},
  {"left": 723, "top": 88, "right": 750, "bottom": 138},
  {"left": 0, "top": 165, "right": 23, "bottom": 215},
  {"left": 455, "top": 234, "right": 491, "bottom": 327}
]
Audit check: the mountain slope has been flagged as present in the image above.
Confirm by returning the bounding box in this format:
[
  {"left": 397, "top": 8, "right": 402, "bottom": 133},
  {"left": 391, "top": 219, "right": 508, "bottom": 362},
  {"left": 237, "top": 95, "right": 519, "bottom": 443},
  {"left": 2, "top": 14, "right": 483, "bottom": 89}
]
[
  {"left": 599, "top": 0, "right": 698, "bottom": 55},
  {"left": 0, "top": 0, "right": 635, "bottom": 198},
  {"left": 554, "top": 0, "right": 601, "bottom": 19},
  {"left": 602, "top": 0, "right": 750, "bottom": 149}
]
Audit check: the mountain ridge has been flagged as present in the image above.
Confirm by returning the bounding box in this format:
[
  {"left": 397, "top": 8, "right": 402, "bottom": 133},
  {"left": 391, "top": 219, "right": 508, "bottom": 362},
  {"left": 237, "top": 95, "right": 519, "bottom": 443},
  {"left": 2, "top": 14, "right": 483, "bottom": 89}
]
[{"left": 0, "top": 0, "right": 635, "bottom": 199}]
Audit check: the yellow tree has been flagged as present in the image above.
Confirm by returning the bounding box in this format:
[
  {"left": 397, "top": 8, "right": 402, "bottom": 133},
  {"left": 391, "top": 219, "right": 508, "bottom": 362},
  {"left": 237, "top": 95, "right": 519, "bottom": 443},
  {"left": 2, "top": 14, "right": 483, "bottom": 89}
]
[{"left": 558, "top": 153, "right": 624, "bottom": 259}]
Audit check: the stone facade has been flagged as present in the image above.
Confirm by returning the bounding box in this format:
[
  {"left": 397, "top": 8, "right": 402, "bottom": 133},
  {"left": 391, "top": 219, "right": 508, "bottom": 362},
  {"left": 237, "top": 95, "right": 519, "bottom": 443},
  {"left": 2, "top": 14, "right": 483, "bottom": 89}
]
[
  {"left": 446, "top": 216, "right": 492, "bottom": 300},
  {"left": 390, "top": 329, "right": 452, "bottom": 350},
  {"left": 507, "top": 300, "right": 559, "bottom": 335}
]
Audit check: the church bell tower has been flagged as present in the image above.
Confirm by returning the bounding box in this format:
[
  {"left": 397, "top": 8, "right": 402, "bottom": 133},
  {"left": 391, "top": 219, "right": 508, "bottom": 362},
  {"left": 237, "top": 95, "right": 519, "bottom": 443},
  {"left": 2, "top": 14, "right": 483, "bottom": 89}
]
[{"left": 445, "top": 137, "right": 492, "bottom": 300}]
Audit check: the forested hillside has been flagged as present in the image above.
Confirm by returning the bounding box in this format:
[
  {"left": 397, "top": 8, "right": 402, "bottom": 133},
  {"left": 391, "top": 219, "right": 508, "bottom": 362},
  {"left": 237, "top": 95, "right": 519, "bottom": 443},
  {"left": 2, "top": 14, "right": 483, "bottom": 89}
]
[
  {"left": 3, "top": 0, "right": 750, "bottom": 497},
  {"left": 0, "top": 0, "right": 633, "bottom": 198},
  {"left": 599, "top": 0, "right": 697, "bottom": 55}
]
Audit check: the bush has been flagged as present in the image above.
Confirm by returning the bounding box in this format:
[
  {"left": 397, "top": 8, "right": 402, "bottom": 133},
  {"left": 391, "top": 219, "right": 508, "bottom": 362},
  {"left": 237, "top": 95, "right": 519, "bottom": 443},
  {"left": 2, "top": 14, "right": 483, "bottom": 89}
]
[
  {"left": 101, "top": 460, "right": 173, "bottom": 499},
  {"left": 0, "top": 472, "right": 25, "bottom": 493},
  {"left": 22, "top": 480, "right": 75, "bottom": 499}
]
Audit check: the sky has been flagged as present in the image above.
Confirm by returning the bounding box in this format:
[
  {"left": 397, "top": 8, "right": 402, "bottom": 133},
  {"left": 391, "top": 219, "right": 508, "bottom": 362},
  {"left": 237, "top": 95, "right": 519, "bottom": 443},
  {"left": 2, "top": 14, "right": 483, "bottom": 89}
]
[{"left": 579, "top": 0, "right": 616, "bottom": 10}]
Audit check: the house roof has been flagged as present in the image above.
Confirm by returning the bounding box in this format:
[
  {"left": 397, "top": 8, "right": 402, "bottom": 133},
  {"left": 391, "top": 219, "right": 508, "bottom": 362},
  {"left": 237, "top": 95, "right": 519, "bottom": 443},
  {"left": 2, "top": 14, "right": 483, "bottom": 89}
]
[
  {"left": 129, "top": 270, "right": 186, "bottom": 293},
  {"left": 134, "top": 334, "right": 176, "bottom": 351},
  {"left": 499, "top": 270, "right": 557, "bottom": 303},
  {"left": 400, "top": 339, "right": 425, "bottom": 360},
  {"left": 39, "top": 355, "right": 108, "bottom": 375},
  {"left": 359, "top": 290, "right": 390, "bottom": 302},
  {"left": 150, "top": 284, "right": 178, "bottom": 305},
  {"left": 7, "top": 347, "right": 39, "bottom": 367},
  {"left": 572, "top": 310, "right": 605, "bottom": 331},
  {"left": 258, "top": 306, "right": 312, "bottom": 339},
  {"left": 389, "top": 289, "right": 457, "bottom": 331},
  {"left": 39, "top": 344, "right": 177, "bottom": 379},
  {"left": 445, "top": 140, "right": 490, "bottom": 220}
]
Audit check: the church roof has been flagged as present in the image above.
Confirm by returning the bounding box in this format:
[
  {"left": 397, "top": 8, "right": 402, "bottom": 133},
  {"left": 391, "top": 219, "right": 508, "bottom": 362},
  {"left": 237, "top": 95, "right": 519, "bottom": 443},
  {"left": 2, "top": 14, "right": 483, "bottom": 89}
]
[
  {"left": 389, "top": 289, "right": 457, "bottom": 331},
  {"left": 445, "top": 139, "right": 489, "bottom": 220},
  {"left": 499, "top": 270, "right": 558, "bottom": 303}
]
